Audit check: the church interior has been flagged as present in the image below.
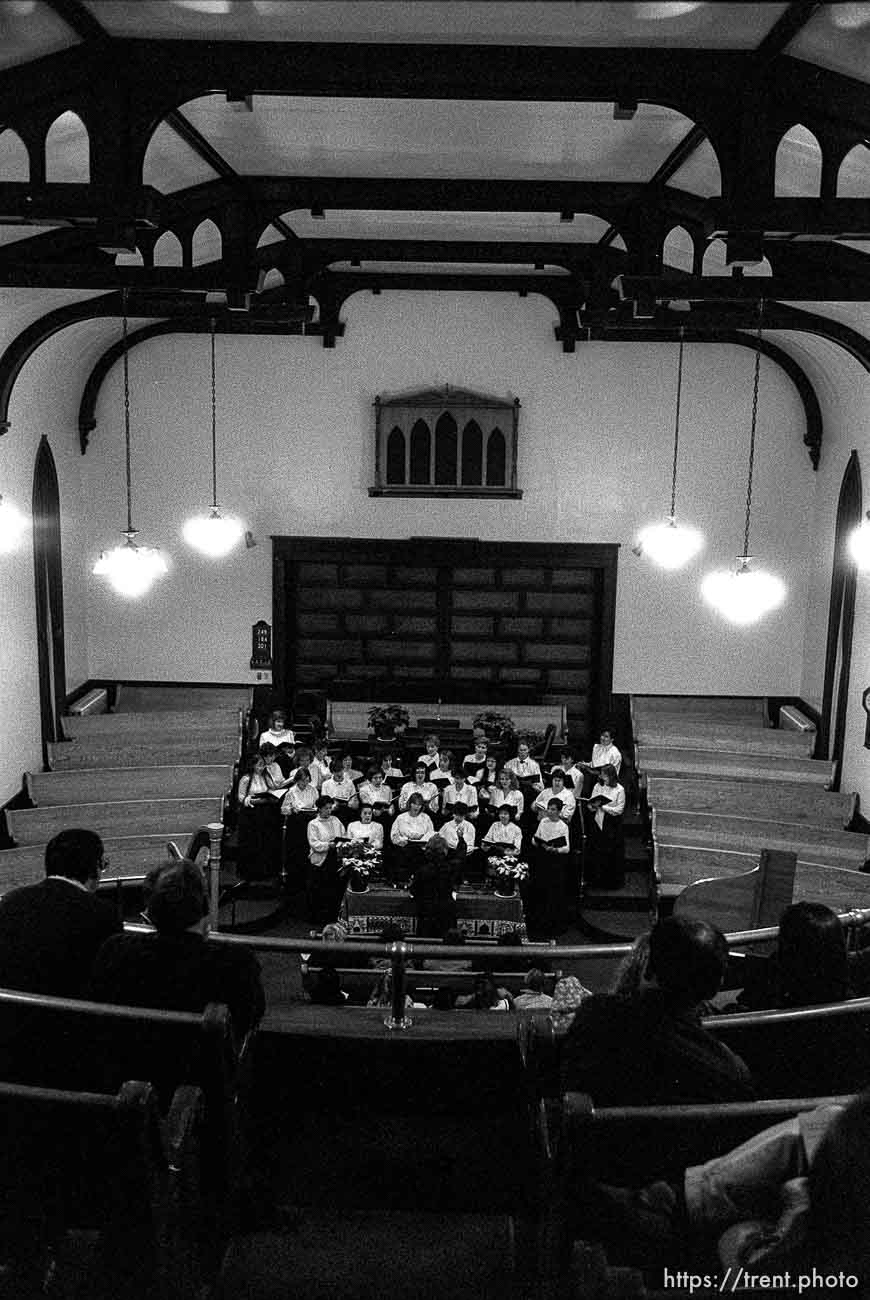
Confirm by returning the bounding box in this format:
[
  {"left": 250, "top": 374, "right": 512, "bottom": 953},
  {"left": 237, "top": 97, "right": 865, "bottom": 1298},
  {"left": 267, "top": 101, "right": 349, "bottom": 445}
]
[{"left": 1, "top": 2, "right": 870, "bottom": 1296}]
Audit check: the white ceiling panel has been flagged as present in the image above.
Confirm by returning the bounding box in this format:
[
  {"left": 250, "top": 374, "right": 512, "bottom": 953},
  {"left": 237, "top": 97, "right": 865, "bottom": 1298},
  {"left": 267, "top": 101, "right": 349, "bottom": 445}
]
[
  {"left": 787, "top": 4, "right": 870, "bottom": 85},
  {"left": 0, "top": 1, "right": 80, "bottom": 71},
  {"left": 666, "top": 138, "right": 722, "bottom": 197},
  {"left": 142, "top": 122, "right": 221, "bottom": 194},
  {"left": 267, "top": 209, "right": 617, "bottom": 244},
  {"left": 82, "top": 2, "right": 787, "bottom": 49},
  {"left": 175, "top": 95, "right": 696, "bottom": 183}
]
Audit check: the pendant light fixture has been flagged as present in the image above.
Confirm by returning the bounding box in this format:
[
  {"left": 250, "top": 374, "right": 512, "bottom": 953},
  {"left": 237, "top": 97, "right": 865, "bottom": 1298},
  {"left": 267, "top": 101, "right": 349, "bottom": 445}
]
[
  {"left": 0, "top": 493, "right": 29, "bottom": 553},
  {"left": 92, "top": 289, "right": 168, "bottom": 598},
  {"left": 701, "top": 301, "right": 786, "bottom": 625},
  {"left": 182, "top": 317, "right": 245, "bottom": 558},
  {"left": 634, "top": 328, "right": 704, "bottom": 569}
]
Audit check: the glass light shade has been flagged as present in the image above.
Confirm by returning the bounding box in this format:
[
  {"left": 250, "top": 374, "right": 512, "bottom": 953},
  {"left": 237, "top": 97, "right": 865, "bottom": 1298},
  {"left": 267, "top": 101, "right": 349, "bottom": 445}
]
[
  {"left": 182, "top": 507, "right": 245, "bottom": 557},
  {"left": 92, "top": 534, "right": 168, "bottom": 598},
  {"left": 847, "top": 514, "right": 870, "bottom": 570},
  {"left": 0, "top": 495, "right": 29, "bottom": 553},
  {"left": 635, "top": 516, "right": 704, "bottom": 570},
  {"left": 701, "top": 559, "right": 787, "bottom": 625}
]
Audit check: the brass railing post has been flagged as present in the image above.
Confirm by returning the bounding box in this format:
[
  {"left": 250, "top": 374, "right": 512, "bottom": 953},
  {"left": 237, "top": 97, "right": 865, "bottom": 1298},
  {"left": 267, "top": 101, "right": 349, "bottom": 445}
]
[{"left": 384, "top": 940, "right": 412, "bottom": 1030}]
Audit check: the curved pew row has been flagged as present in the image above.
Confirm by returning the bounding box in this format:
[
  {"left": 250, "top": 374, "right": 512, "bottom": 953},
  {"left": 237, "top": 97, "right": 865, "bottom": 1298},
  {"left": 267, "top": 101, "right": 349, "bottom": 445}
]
[
  {"left": 646, "top": 775, "right": 856, "bottom": 830},
  {"left": 6, "top": 796, "right": 225, "bottom": 845},
  {"left": 634, "top": 722, "right": 814, "bottom": 758},
  {"left": 636, "top": 745, "right": 834, "bottom": 786},
  {"left": 62, "top": 708, "right": 244, "bottom": 738},
  {"left": 655, "top": 844, "right": 870, "bottom": 914},
  {"left": 651, "top": 808, "right": 869, "bottom": 871},
  {"left": 630, "top": 696, "right": 767, "bottom": 726},
  {"left": 26, "top": 764, "right": 234, "bottom": 806},
  {"left": 48, "top": 738, "right": 242, "bottom": 770}
]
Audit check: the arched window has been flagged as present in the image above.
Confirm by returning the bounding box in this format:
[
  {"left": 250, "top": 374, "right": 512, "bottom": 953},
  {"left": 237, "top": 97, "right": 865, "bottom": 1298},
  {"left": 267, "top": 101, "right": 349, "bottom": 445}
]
[
  {"left": 486, "top": 429, "right": 506, "bottom": 486},
  {"left": 371, "top": 387, "right": 521, "bottom": 499},
  {"left": 462, "top": 420, "right": 483, "bottom": 484},
  {"left": 192, "top": 218, "right": 222, "bottom": 266},
  {"left": 386, "top": 427, "right": 405, "bottom": 484},
  {"left": 409, "top": 420, "right": 431, "bottom": 484},
  {"left": 153, "top": 230, "right": 183, "bottom": 267},
  {"left": 435, "top": 413, "right": 458, "bottom": 485},
  {"left": 775, "top": 123, "right": 822, "bottom": 197},
  {"left": 0, "top": 128, "right": 29, "bottom": 181},
  {"left": 45, "top": 111, "right": 89, "bottom": 182}
]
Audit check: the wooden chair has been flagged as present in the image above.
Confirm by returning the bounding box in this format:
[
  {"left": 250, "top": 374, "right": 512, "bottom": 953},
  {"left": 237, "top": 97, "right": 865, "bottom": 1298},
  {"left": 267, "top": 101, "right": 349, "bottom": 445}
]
[{"left": 0, "top": 1077, "right": 204, "bottom": 1300}]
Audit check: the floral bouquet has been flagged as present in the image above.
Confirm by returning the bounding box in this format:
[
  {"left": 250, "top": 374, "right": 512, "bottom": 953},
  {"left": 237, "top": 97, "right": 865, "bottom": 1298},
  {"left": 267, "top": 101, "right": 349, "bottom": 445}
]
[
  {"left": 338, "top": 840, "right": 383, "bottom": 879},
  {"left": 487, "top": 853, "right": 529, "bottom": 884}
]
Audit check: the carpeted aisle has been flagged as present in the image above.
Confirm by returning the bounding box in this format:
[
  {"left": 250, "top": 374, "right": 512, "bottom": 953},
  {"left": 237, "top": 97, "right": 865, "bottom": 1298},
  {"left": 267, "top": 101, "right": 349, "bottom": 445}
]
[{"left": 216, "top": 1211, "right": 519, "bottom": 1300}]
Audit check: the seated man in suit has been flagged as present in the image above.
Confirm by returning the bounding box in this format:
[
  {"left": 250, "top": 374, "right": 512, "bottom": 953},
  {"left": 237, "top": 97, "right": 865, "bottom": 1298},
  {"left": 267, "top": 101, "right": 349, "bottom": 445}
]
[
  {"left": 0, "top": 827, "right": 121, "bottom": 997},
  {"left": 89, "top": 858, "right": 265, "bottom": 1041},
  {"left": 561, "top": 915, "right": 754, "bottom": 1105}
]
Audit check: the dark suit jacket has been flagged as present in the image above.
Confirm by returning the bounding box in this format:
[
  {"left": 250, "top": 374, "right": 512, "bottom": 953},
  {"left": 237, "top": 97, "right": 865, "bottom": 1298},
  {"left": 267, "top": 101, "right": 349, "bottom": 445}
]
[
  {"left": 88, "top": 930, "right": 265, "bottom": 1039},
  {"left": 0, "top": 877, "right": 121, "bottom": 998},
  {"left": 560, "top": 989, "right": 755, "bottom": 1106}
]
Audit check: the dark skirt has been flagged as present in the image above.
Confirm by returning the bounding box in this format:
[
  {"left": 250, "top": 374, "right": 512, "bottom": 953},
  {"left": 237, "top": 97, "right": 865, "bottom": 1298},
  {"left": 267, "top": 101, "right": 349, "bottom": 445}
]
[
  {"left": 526, "top": 845, "right": 568, "bottom": 938},
  {"left": 283, "top": 810, "right": 316, "bottom": 888},
  {"left": 236, "top": 800, "right": 283, "bottom": 879},
  {"left": 583, "top": 815, "right": 625, "bottom": 890},
  {"left": 307, "top": 847, "right": 345, "bottom": 927}
]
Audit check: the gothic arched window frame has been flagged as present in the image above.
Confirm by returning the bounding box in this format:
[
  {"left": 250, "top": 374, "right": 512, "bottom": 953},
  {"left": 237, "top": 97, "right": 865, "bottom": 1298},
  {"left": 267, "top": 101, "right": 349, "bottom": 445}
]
[{"left": 370, "top": 385, "right": 522, "bottom": 499}]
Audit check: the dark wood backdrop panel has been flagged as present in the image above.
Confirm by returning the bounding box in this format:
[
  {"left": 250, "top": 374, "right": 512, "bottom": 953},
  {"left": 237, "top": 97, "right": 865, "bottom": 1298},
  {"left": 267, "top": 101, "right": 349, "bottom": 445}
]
[{"left": 272, "top": 537, "right": 618, "bottom": 732}]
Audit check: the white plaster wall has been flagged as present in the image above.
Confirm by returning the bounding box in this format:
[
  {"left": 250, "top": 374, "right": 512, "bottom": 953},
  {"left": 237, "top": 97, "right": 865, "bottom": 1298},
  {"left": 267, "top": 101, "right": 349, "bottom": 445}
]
[
  {"left": 0, "top": 290, "right": 100, "bottom": 803},
  {"left": 793, "top": 308, "right": 870, "bottom": 806},
  {"left": 79, "top": 291, "right": 814, "bottom": 695}
]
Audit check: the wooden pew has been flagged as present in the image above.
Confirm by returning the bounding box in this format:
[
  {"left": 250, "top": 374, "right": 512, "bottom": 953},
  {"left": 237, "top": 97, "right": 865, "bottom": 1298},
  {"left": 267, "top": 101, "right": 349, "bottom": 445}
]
[
  {"left": 0, "top": 1077, "right": 205, "bottom": 1300},
  {"left": 636, "top": 745, "right": 834, "bottom": 786},
  {"left": 26, "top": 763, "right": 234, "bottom": 807},
  {"left": 707, "top": 997, "right": 870, "bottom": 1097},
  {"left": 651, "top": 807, "right": 869, "bottom": 870},
  {"left": 0, "top": 990, "right": 250, "bottom": 1242},
  {"left": 635, "top": 721, "right": 814, "bottom": 758},
  {"left": 48, "top": 737, "right": 241, "bottom": 769},
  {"left": 301, "top": 963, "right": 560, "bottom": 1005},
  {"left": 654, "top": 844, "right": 870, "bottom": 913},
  {"left": 6, "top": 795, "right": 225, "bottom": 845},
  {"left": 542, "top": 1090, "right": 852, "bottom": 1296},
  {"left": 646, "top": 775, "right": 856, "bottom": 830},
  {"left": 631, "top": 695, "right": 766, "bottom": 726},
  {"left": 62, "top": 708, "right": 243, "bottom": 738},
  {"left": 0, "top": 823, "right": 224, "bottom": 904}
]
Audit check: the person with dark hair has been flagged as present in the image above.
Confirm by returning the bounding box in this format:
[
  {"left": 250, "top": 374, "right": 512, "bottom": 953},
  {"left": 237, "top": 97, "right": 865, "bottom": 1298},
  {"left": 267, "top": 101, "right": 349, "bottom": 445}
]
[
  {"left": 258, "top": 708, "right": 295, "bottom": 751},
  {"left": 513, "top": 968, "right": 554, "bottom": 1011},
  {"left": 357, "top": 766, "right": 396, "bottom": 824},
  {"left": 88, "top": 859, "right": 264, "bottom": 1039},
  {"left": 582, "top": 762, "right": 626, "bottom": 890},
  {"left": 408, "top": 833, "right": 460, "bottom": 939},
  {"left": 0, "top": 828, "right": 120, "bottom": 996},
  {"left": 236, "top": 752, "right": 284, "bottom": 878},
  {"left": 440, "top": 801, "right": 477, "bottom": 878},
  {"left": 390, "top": 791, "right": 435, "bottom": 883},
  {"left": 306, "top": 795, "right": 346, "bottom": 925},
  {"left": 734, "top": 901, "right": 851, "bottom": 1011},
  {"left": 561, "top": 916, "right": 754, "bottom": 1105}
]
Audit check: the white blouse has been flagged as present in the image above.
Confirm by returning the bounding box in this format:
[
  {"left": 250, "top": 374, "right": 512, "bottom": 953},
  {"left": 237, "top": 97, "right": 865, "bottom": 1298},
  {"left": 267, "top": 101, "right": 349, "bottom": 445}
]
[
  {"left": 307, "top": 814, "right": 345, "bottom": 866},
  {"left": 589, "top": 781, "right": 626, "bottom": 830},
  {"left": 441, "top": 819, "right": 476, "bottom": 851},
  {"left": 322, "top": 776, "right": 359, "bottom": 805},
  {"left": 482, "top": 821, "right": 523, "bottom": 852},
  {"left": 398, "top": 780, "right": 439, "bottom": 813},
  {"left": 591, "top": 742, "right": 622, "bottom": 775},
  {"left": 390, "top": 812, "right": 435, "bottom": 846},
  {"left": 534, "top": 786, "right": 577, "bottom": 822},
  {"left": 533, "top": 817, "right": 571, "bottom": 853},
  {"left": 346, "top": 820, "right": 384, "bottom": 849},
  {"left": 488, "top": 787, "right": 525, "bottom": 819},
  {"left": 281, "top": 784, "right": 318, "bottom": 816}
]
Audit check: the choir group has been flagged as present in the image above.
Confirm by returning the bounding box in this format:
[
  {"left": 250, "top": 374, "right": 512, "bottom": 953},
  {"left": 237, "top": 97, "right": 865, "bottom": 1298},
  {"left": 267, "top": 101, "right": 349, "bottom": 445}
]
[{"left": 234, "top": 710, "right": 628, "bottom": 937}]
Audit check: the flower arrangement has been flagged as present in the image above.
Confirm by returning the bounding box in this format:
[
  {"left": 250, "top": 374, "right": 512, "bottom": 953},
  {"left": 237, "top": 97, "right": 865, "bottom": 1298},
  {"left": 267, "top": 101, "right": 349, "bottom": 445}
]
[
  {"left": 338, "top": 841, "right": 383, "bottom": 877},
  {"left": 487, "top": 853, "right": 529, "bottom": 883},
  {"left": 367, "top": 703, "right": 411, "bottom": 738},
  {"left": 473, "top": 710, "right": 516, "bottom": 745}
]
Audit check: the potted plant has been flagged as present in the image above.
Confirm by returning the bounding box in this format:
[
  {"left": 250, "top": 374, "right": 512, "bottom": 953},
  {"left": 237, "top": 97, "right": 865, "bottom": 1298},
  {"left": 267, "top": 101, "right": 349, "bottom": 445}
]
[
  {"left": 487, "top": 853, "right": 529, "bottom": 898},
  {"left": 367, "top": 703, "right": 410, "bottom": 740},
  {"left": 472, "top": 710, "right": 516, "bottom": 746},
  {"left": 338, "top": 842, "right": 382, "bottom": 892}
]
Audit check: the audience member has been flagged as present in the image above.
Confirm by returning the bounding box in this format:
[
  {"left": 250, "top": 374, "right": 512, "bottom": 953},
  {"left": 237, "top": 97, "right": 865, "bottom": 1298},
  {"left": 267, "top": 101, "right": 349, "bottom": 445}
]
[
  {"left": 88, "top": 858, "right": 264, "bottom": 1040},
  {"left": 436, "top": 928, "right": 472, "bottom": 973},
  {"left": 456, "top": 973, "right": 512, "bottom": 1011},
  {"left": 550, "top": 975, "right": 593, "bottom": 1036},
  {"left": 302, "top": 921, "right": 350, "bottom": 1005},
  {"left": 0, "top": 828, "right": 120, "bottom": 997},
  {"left": 513, "top": 969, "right": 554, "bottom": 1011},
  {"left": 560, "top": 916, "right": 754, "bottom": 1104},
  {"left": 732, "top": 902, "right": 851, "bottom": 1011},
  {"left": 610, "top": 933, "right": 651, "bottom": 998}
]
